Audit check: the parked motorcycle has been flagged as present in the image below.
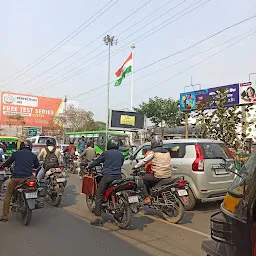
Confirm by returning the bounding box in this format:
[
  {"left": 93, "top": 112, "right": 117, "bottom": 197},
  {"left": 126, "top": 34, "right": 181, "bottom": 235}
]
[
  {"left": 11, "top": 177, "right": 44, "bottom": 226},
  {"left": 82, "top": 166, "right": 137, "bottom": 229},
  {"left": 39, "top": 167, "right": 67, "bottom": 207},
  {"left": 132, "top": 167, "right": 189, "bottom": 224}
]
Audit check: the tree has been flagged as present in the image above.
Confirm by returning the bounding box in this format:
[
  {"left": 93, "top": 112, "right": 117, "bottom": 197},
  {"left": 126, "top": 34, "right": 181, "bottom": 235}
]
[
  {"left": 193, "top": 88, "right": 254, "bottom": 147},
  {"left": 96, "top": 121, "right": 106, "bottom": 130},
  {"left": 135, "top": 97, "right": 184, "bottom": 128},
  {"left": 55, "top": 105, "right": 98, "bottom": 132}
]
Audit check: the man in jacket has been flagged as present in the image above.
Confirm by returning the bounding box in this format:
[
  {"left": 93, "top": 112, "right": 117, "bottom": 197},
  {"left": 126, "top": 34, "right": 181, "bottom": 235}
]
[
  {"left": 79, "top": 141, "right": 97, "bottom": 177},
  {"left": 37, "top": 138, "right": 61, "bottom": 182},
  {"left": 0, "top": 140, "right": 39, "bottom": 222},
  {"left": 78, "top": 136, "right": 86, "bottom": 153},
  {"left": 135, "top": 135, "right": 171, "bottom": 203},
  {"left": 88, "top": 138, "right": 124, "bottom": 226}
]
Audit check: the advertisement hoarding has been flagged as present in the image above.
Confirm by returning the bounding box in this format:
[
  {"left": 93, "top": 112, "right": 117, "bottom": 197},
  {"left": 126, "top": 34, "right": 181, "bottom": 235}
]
[
  {"left": 180, "top": 81, "right": 256, "bottom": 111},
  {"left": 0, "top": 92, "right": 64, "bottom": 127},
  {"left": 109, "top": 110, "right": 146, "bottom": 131}
]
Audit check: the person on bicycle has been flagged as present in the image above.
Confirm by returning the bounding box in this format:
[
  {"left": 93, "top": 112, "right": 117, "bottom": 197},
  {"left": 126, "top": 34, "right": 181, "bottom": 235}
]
[
  {"left": 79, "top": 141, "right": 96, "bottom": 176},
  {"left": 88, "top": 138, "right": 124, "bottom": 227},
  {"left": 134, "top": 135, "right": 171, "bottom": 204},
  {"left": 37, "top": 138, "right": 60, "bottom": 182},
  {"left": 0, "top": 140, "right": 39, "bottom": 222}
]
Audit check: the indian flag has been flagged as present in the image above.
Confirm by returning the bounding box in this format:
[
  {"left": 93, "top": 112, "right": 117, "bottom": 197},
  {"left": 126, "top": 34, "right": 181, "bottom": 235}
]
[{"left": 115, "top": 53, "right": 132, "bottom": 87}]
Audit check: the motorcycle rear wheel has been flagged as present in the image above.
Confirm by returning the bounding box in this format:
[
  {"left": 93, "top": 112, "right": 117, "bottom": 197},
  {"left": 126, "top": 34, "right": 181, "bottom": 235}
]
[
  {"left": 161, "top": 198, "right": 184, "bottom": 224},
  {"left": 51, "top": 195, "right": 62, "bottom": 207},
  {"left": 22, "top": 204, "right": 32, "bottom": 226},
  {"left": 114, "top": 199, "right": 132, "bottom": 229}
]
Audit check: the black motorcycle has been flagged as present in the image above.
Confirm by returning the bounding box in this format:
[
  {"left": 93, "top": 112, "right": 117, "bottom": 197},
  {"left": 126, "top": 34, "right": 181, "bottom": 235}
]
[
  {"left": 11, "top": 178, "right": 44, "bottom": 226},
  {"left": 132, "top": 168, "right": 189, "bottom": 224}
]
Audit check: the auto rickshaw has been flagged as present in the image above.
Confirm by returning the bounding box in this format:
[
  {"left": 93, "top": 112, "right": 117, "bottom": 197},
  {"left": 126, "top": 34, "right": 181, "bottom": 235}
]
[
  {"left": 201, "top": 149, "right": 256, "bottom": 256},
  {"left": 0, "top": 136, "right": 20, "bottom": 157}
]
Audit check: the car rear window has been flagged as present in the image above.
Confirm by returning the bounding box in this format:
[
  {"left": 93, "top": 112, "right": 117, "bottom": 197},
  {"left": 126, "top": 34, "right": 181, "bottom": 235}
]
[
  {"left": 32, "top": 146, "right": 44, "bottom": 156},
  {"left": 38, "top": 137, "right": 56, "bottom": 144},
  {"left": 199, "top": 143, "right": 230, "bottom": 159}
]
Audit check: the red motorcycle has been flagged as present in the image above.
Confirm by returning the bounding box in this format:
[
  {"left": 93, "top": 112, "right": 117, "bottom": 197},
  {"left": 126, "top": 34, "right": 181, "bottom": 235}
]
[{"left": 81, "top": 166, "right": 137, "bottom": 229}]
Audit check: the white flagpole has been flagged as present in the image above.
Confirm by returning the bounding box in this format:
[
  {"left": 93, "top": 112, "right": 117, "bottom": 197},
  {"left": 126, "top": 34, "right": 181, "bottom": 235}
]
[{"left": 130, "top": 44, "right": 135, "bottom": 146}]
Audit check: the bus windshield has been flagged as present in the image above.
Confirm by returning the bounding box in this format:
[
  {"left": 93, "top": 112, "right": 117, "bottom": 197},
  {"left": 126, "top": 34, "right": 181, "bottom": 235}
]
[{"left": 228, "top": 149, "right": 256, "bottom": 196}]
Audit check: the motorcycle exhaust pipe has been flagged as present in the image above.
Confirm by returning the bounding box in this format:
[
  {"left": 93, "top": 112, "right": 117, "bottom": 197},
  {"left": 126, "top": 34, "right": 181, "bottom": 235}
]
[{"left": 35, "top": 201, "right": 44, "bottom": 209}]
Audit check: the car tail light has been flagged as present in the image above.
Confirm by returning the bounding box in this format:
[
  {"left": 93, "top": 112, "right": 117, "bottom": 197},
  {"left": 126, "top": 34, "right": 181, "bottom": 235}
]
[
  {"left": 177, "top": 180, "right": 187, "bottom": 187},
  {"left": 125, "top": 182, "right": 134, "bottom": 189},
  {"left": 26, "top": 180, "right": 37, "bottom": 187},
  {"left": 192, "top": 145, "right": 204, "bottom": 172}
]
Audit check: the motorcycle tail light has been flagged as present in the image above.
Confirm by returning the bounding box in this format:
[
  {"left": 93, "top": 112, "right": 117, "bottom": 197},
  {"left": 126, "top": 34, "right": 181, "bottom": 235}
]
[
  {"left": 177, "top": 180, "right": 187, "bottom": 187},
  {"left": 59, "top": 183, "right": 63, "bottom": 188},
  {"left": 26, "top": 180, "right": 37, "bottom": 187},
  {"left": 55, "top": 169, "right": 62, "bottom": 173}
]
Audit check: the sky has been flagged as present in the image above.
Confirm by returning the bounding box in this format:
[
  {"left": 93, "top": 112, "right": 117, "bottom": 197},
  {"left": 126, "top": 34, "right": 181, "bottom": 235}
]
[{"left": 1, "top": 0, "right": 256, "bottom": 122}]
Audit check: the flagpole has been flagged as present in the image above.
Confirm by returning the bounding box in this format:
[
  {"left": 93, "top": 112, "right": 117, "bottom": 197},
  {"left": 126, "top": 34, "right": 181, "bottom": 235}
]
[
  {"left": 131, "top": 44, "right": 135, "bottom": 110},
  {"left": 130, "top": 44, "right": 135, "bottom": 146}
]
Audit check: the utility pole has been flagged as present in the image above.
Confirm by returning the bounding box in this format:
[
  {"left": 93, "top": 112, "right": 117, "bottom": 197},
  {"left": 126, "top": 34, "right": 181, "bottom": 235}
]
[{"left": 103, "top": 35, "right": 118, "bottom": 142}]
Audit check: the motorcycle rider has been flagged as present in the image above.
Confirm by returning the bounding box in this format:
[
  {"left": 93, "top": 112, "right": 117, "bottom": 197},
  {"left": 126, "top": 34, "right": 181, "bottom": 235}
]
[
  {"left": 0, "top": 140, "right": 39, "bottom": 222},
  {"left": 134, "top": 135, "right": 171, "bottom": 204},
  {"left": 88, "top": 138, "right": 123, "bottom": 227},
  {"left": 63, "top": 141, "right": 76, "bottom": 166},
  {"left": 37, "top": 138, "right": 61, "bottom": 182},
  {"left": 79, "top": 141, "right": 97, "bottom": 176},
  {"left": 0, "top": 140, "right": 7, "bottom": 153}
]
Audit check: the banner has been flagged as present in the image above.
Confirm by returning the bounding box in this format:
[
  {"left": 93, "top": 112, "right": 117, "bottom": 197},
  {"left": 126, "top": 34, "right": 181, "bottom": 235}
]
[
  {"left": 0, "top": 92, "right": 64, "bottom": 127},
  {"left": 180, "top": 81, "right": 256, "bottom": 111}
]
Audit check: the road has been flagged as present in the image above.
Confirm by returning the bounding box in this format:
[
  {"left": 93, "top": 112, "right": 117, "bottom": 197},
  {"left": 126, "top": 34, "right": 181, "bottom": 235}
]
[{"left": 0, "top": 174, "right": 220, "bottom": 256}]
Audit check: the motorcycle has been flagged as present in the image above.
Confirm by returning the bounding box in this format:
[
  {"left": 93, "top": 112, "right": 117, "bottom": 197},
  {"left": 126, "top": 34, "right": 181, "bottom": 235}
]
[
  {"left": 82, "top": 165, "right": 137, "bottom": 229},
  {"left": 11, "top": 177, "right": 44, "bottom": 226},
  {"left": 39, "top": 166, "right": 67, "bottom": 207},
  {"left": 132, "top": 167, "right": 189, "bottom": 224},
  {"left": 63, "top": 153, "right": 78, "bottom": 174}
]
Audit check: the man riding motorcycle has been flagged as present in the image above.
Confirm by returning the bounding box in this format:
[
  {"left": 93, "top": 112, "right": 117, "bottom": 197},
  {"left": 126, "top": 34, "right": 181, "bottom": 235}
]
[
  {"left": 88, "top": 138, "right": 124, "bottom": 227},
  {"left": 79, "top": 141, "right": 97, "bottom": 176},
  {"left": 63, "top": 141, "right": 76, "bottom": 166},
  {"left": 134, "top": 135, "right": 171, "bottom": 204},
  {"left": 37, "top": 138, "right": 61, "bottom": 182},
  {"left": 0, "top": 140, "right": 39, "bottom": 222}
]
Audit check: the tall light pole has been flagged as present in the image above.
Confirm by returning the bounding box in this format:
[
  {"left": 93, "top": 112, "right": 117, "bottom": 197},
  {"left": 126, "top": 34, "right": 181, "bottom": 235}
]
[{"left": 103, "top": 35, "right": 118, "bottom": 133}]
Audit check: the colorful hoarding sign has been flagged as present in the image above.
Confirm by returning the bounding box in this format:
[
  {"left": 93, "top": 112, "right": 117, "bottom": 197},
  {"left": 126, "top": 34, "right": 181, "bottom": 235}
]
[
  {"left": 180, "top": 81, "right": 256, "bottom": 111},
  {"left": 0, "top": 92, "right": 64, "bottom": 127}
]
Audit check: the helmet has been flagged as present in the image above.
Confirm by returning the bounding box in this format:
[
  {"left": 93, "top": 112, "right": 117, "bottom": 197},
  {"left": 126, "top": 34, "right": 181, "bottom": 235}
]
[
  {"left": 20, "top": 140, "right": 33, "bottom": 151},
  {"left": 46, "top": 138, "right": 56, "bottom": 147},
  {"left": 107, "top": 137, "right": 120, "bottom": 150},
  {"left": 151, "top": 135, "right": 163, "bottom": 149}
]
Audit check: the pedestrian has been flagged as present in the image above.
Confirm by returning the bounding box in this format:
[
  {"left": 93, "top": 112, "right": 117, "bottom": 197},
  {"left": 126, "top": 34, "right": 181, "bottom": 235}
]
[{"left": 78, "top": 136, "right": 86, "bottom": 153}]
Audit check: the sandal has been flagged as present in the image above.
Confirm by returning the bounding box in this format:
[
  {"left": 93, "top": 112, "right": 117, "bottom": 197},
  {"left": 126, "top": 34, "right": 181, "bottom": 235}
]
[{"left": 0, "top": 216, "right": 8, "bottom": 222}]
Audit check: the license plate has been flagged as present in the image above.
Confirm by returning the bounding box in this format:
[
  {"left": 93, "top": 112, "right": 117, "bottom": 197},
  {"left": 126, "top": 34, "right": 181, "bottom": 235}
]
[
  {"left": 25, "top": 192, "right": 38, "bottom": 199},
  {"left": 215, "top": 169, "right": 229, "bottom": 175},
  {"left": 128, "top": 196, "right": 139, "bottom": 203},
  {"left": 56, "top": 178, "right": 66, "bottom": 183},
  {"left": 178, "top": 190, "right": 188, "bottom": 196}
]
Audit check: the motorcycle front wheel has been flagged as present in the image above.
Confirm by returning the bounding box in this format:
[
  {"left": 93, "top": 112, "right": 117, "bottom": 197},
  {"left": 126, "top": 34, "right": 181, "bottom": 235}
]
[{"left": 86, "top": 195, "right": 95, "bottom": 213}]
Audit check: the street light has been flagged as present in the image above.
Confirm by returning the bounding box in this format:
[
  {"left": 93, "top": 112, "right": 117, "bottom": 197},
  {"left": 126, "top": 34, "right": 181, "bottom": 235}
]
[{"left": 103, "top": 35, "right": 118, "bottom": 132}]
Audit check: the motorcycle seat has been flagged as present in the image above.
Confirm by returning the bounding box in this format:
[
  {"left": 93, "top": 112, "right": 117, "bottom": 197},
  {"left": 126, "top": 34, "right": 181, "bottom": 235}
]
[
  {"left": 109, "top": 179, "right": 123, "bottom": 187},
  {"left": 154, "top": 177, "right": 181, "bottom": 188}
]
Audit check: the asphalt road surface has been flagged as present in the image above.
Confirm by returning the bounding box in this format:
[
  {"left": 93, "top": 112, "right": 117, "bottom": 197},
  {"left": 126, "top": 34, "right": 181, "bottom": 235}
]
[{"left": 0, "top": 174, "right": 220, "bottom": 256}]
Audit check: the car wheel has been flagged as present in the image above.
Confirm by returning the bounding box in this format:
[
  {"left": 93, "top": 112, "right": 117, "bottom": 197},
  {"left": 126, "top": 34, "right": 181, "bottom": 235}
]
[{"left": 184, "top": 188, "right": 197, "bottom": 211}]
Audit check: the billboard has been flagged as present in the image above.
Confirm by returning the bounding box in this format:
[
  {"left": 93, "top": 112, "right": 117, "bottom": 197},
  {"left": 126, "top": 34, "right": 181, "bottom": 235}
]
[
  {"left": 109, "top": 110, "right": 146, "bottom": 131},
  {"left": 0, "top": 92, "right": 64, "bottom": 127},
  {"left": 180, "top": 81, "right": 256, "bottom": 111}
]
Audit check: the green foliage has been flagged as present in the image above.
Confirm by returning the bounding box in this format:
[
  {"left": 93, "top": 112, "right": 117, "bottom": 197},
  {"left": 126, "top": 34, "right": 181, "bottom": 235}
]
[
  {"left": 134, "top": 96, "right": 184, "bottom": 127},
  {"left": 96, "top": 121, "right": 106, "bottom": 130},
  {"left": 194, "top": 88, "right": 254, "bottom": 146}
]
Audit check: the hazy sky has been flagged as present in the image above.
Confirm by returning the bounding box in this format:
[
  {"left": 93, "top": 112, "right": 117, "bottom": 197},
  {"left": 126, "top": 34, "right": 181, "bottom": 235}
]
[{"left": 1, "top": 0, "right": 256, "bottom": 122}]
